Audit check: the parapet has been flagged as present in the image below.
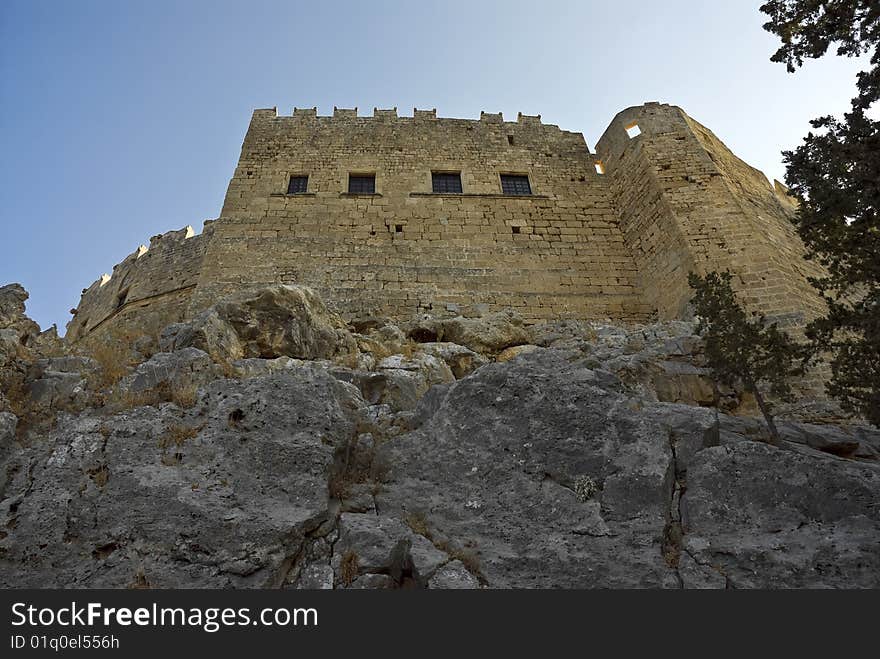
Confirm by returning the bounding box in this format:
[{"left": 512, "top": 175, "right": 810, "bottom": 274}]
[
  {"left": 250, "top": 106, "right": 561, "bottom": 130},
  {"left": 66, "top": 223, "right": 213, "bottom": 342}
]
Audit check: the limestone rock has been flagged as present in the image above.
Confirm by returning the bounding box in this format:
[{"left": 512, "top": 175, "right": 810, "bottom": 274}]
[
  {"left": 417, "top": 342, "right": 488, "bottom": 378},
  {"left": 160, "top": 309, "right": 242, "bottom": 361},
  {"left": 334, "top": 513, "right": 449, "bottom": 586},
  {"left": 0, "top": 411, "right": 16, "bottom": 450},
  {"left": 0, "top": 370, "right": 363, "bottom": 588},
  {"left": 160, "top": 285, "right": 357, "bottom": 363},
  {"left": 375, "top": 350, "right": 680, "bottom": 588},
  {"left": 682, "top": 442, "right": 880, "bottom": 588},
  {"left": 407, "top": 310, "right": 531, "bottom": 355},
  {"left": 496, "top": 344, "right": 540, "bottom": 363},
  {"left": 0, "top": 283, "right": 39, "bottom": 338},
  {"left": 117, "top": 347, "right": 222, "bottom": 405},
  {"left": 428, "top": 560, "right": 481, "bottom": 589},
  {"left": 24, "top": 356, "right": 99, "bottom": 414}
]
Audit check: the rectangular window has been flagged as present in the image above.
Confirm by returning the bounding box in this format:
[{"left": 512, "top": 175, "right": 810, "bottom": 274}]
[
  {"left": 500, "top": 174, "right": 531, "bottom": 195},
  {"left": 348, "top": 174, "right": 376, "bottom": 194},
  {"left": 432, "top": 172, "right": 463, "bottom": 194},
  {"left": 287, "top": 175, "right": 309, "bottom": 194}
]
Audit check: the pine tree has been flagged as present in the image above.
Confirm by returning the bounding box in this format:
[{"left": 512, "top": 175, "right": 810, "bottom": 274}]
[
  {"left": 688, "top": 271, "right": 808, "bottom": 446},
  {"left": 760, "top": 0, "right": 880, "bottom": 425}
]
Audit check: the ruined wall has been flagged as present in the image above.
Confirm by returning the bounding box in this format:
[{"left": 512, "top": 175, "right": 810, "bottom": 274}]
[
  {"left": 596, "top": 102, "right": 825, "bottom": 325},
  {"left": 66, "top": 224, "right": 214, "bottom": 345},
  {"left": 190, "top": 107, "right": 652, "bottom": 323}
]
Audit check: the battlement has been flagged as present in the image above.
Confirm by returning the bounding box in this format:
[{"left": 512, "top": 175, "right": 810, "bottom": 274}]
[
  {"left": 67, "top": 223, "right": 214, "bottom": 343},
  {"left": 250, "top": 105, "right": 567, "bottom": 134}
]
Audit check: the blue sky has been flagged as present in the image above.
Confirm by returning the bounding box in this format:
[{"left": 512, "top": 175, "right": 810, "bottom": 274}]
[{"left": 0, "top": 0, "right": 870, "bottom": 333}]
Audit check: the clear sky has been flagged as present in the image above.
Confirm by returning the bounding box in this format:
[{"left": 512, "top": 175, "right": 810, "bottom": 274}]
[{"left": 0, "top": 0, "right": 870, "bottom": 333}]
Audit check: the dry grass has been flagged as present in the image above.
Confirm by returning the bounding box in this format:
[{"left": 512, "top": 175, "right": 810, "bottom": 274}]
[
  {"left": 127, "top": 568, "right": 151, "bottom": 590},
  {"left": 88, "top": 464, "right": 110, "bottom": 488},
  {"left": 339, "top": 550, "right": 360, "bottom": 586},
  {"left": 327, "top": 422, "right": 390, "bottom": 500},
  {"left": 158, "top": 423, "right": 201, "bottom": 466},
  {"left": 88, "top": 335, "right": 136, "bottom": 390},
  {"left": 404, "top": 511, "right": 485, "bottom": 584},
  {"left": 110, "top": 380, "right": 200, "bottom": 411}
]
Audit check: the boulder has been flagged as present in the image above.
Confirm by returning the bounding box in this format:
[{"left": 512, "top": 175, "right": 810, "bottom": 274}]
[
  {"left": 407, "top": 310, "right": 530, "bottom": 355},
  {"left": 25, "top": 356, "right": 100, "bottom": 413},
  {"left": 375, "top": 350, "right": 681, "bottom": 588},
  {"left": 160, "top": 285, "right": 356, "bottom": 362},
  {"left": 428, "top": 560, "right": 481, "bottom": 589},
  {"left": 117, "top": 347, "right": 222, "bottom": 406},
  {"left": 496, "top": 344, "right": 540, "bottom": 363},
  {"left": 0, "top": 370, "right": 363, "bottom": 588},
  {"left": 0, "top": 283, "right": 39, "bottom": 338},
  {"left": 417, "top": 342, "right": 488, "bottom": 379},
  {"left": 332, "top": 513, "right": 449, "bottom": 587}
]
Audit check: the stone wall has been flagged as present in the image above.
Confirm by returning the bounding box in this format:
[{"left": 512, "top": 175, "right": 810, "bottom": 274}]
[
  {"left": 189, "top": 107, "right": 652, "bottom": 323},
  {"left": 66, "top": 102, "right": 827, "bottom": 346},
  {"left": 66, "top": 224, "right": 214, "bottom": 345}
]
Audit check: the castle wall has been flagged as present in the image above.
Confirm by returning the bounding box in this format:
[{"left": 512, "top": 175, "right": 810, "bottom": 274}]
[
  {"left": 189, "top": 107, "right": 652, "bottom": 323},
  {"left": 66, "top": 224, "right": 213, "bottom": 345},
  {"left": 596, "top": 103, "right": 825, "bottom": 325},
  {"left": 66, "top": 102, "right": 828, "bottom": 349}
]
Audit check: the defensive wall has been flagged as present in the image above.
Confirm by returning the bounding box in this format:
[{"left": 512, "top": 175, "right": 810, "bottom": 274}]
[{"left": 67, "top": 102, "right": 824, "bottom": 344}]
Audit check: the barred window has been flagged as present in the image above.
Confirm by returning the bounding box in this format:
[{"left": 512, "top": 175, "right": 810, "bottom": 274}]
[
  {"left": 348, "top": 174, "right": 376, "bottom": 194},
  {"left": 287, "top": 175, "right": 309, "bottom": 194},
  {"left": 432, "top": 172, "right": 463, "bottom": 194},
  {"left": 500, "top": 174, "right": 531, "bottom": 195}
]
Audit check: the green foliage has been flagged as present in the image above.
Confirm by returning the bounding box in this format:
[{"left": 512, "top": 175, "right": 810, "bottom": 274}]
[
  {"left": 688, "top": 271, "right": 808, "bottom": 444},
  {"left": 761, "top": 0, "right": 880, "bottom": 425}
]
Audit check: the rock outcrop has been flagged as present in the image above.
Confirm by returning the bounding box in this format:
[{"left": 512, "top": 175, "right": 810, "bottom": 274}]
[
  {"left": 160, "top": 285, "right": 357, "bottom": 362},
  {"left": 1, "top": 283, "right": 878, "bottom": 588}
]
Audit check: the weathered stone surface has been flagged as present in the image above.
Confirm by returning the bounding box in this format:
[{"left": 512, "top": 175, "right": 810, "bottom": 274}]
[
  {"left": 22, "top": 356, "right": 99, "bottom": 413},
  {"left": 371, "top": 351, "right": 879, "bottom": 588},
  {"left": 408, "top": 310, "right": 531, "bottom": 355},
  {"left": 428, "top": 560, "right": 481, "bottom": 589},
  {"left": 0, "top": 370, "right": 363, "bottom": 588},
  {"left": 160, "top": 308, "right": 241, "bottom": 361},
  {"left": 0, "top": 412, "right": 16, "bottom": 450},
  {"left": 375, "top": 350, "right": 680, "bottom": 588},
  {"left": 2, "top": 284, "right": 878, "bottom": 589},
  {"left": 119, "top": 348, "right": 221, "bottom": 398},
  {"left": 496, "top": 344, "right": 540, "bottom": 363},
  {"left": 0, "top": 328, "right": 22, "bottom": 367},
  {"left": 683, "top": 442, "right": 880, "bottom": 588},
  {"left": 0, "top": 283, "right": 39, "bottom": 336},
  {"left": 160, "top": 285, "right": 356, "bottom": 363},
  {"left": 417, "top": 342, "right": 488, "bottom": 379},
  {"left": 333, "top": 513, "right": 448, "bottom": 586}
]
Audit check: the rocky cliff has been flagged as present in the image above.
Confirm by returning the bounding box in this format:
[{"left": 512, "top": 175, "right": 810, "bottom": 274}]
[{"left": 1, "top": 283, "right": 878, "bottom": 588}]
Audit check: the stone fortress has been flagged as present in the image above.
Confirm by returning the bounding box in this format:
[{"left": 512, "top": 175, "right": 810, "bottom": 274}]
[{"left": 65, "top": 102, "right": 825, "bottom": 344}]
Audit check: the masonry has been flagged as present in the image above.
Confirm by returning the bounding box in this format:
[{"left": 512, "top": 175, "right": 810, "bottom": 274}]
[{"left": 65, "top": 102, "right": 824, "bottom": 343}]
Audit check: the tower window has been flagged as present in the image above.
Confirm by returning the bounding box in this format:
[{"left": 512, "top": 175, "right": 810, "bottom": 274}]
[
  {"left": 287, "top": 175, "right": 309, "bottom": 194},
  {"left": 500, "top": 174, "right": 532, "bottom": 195},
  {"left": 625, "top": 123, "right": 641, "bottom": 138},
  {"left": 594, "top": 161, "right": 605, "bottom": 175},
  {"left": 348, "top": 174, "right": 376, "bottom": 194},
  {"left": 432, "top": 172, "right": 463, "bottom": 194}
]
